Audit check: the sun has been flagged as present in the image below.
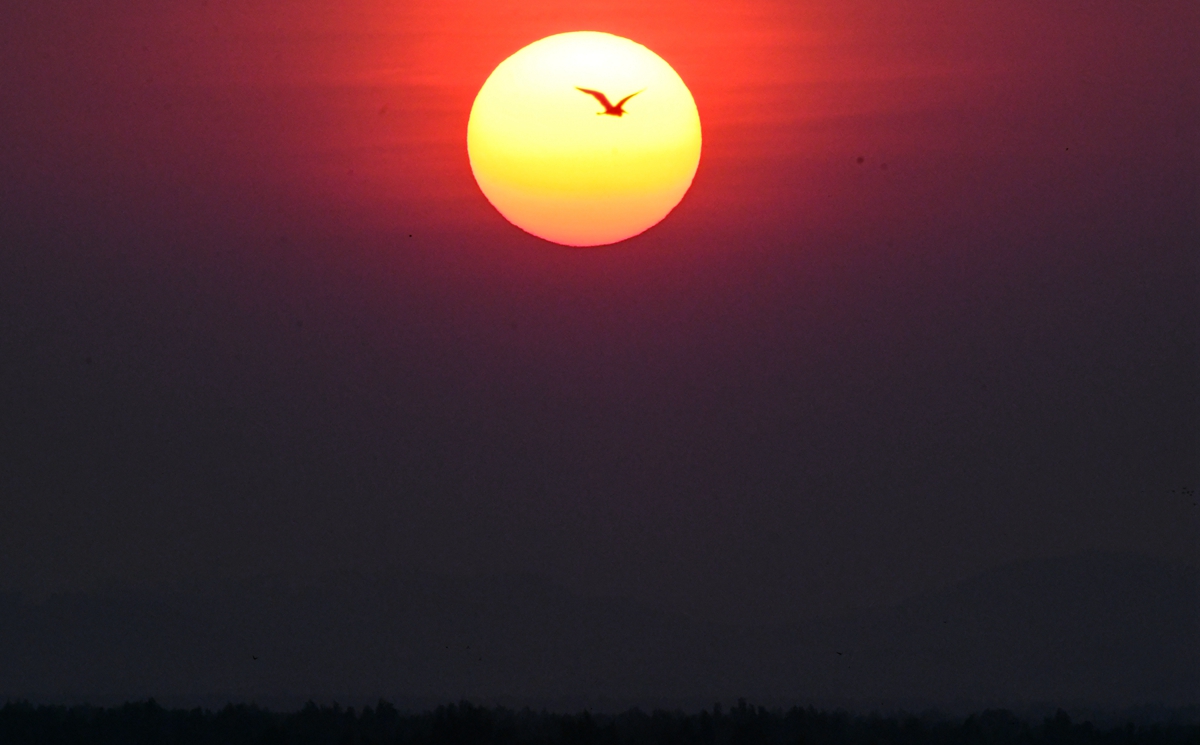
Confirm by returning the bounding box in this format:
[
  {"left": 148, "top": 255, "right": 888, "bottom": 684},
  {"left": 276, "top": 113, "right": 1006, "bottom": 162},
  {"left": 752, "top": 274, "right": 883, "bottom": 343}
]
[{"left": 467, "top": 32, "right": 702, "bottom": 247}]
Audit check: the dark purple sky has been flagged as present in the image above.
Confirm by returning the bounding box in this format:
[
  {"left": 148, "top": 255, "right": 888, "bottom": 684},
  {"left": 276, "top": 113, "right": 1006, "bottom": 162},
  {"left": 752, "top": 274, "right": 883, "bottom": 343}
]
[{"left": 1, "top": 0, "right": 1196, "bottom": 630}]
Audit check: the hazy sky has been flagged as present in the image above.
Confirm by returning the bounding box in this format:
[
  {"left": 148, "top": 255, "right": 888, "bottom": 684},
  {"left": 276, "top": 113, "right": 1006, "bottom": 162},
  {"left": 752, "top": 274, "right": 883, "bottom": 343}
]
[{"left": 1, "top": 0, "right": 1196, "bottom": 625}]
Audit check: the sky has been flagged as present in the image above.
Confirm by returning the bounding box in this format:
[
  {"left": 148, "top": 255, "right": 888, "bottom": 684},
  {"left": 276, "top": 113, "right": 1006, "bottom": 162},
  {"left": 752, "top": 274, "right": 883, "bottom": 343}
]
[{"left": 1, "top": 0, "right": 1196, "bottom": 642}]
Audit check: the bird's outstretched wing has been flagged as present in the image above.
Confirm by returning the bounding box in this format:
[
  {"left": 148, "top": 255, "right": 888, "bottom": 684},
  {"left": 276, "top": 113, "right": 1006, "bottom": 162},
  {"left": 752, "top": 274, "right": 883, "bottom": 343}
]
[
  {"left": 576, "top": 87, "right": 614, "bottom": 109},
  {"left": 615, "top": 89, "right": 644, "bottom": 109}
]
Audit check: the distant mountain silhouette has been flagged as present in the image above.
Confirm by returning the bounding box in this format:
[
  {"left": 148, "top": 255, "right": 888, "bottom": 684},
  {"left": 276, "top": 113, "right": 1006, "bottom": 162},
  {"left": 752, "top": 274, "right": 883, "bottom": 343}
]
[{"left": 0, "top": 553, "right": 1193, "bottom": 709}]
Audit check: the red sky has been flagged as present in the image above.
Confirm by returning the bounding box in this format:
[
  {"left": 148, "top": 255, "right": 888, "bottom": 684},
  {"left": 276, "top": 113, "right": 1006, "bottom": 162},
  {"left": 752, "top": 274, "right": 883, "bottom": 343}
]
[
  {"left": 7, "top": 0, "right": 1192, "bottom": 236},
  {"left": 0, "top": 0, "right": 1195, "bottom": 623}
]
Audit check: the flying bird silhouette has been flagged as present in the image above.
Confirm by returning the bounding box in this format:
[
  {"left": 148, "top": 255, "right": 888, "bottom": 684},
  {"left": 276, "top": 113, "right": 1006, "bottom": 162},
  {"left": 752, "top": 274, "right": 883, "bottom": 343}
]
[{"left": 576, "top": 87, "right": 644, "bottom": 116}]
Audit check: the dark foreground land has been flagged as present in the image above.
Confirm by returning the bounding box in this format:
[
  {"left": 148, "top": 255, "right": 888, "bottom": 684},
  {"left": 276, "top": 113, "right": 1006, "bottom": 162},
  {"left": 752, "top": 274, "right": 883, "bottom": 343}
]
[{"left": 2, "top": 700, "right": 1198, "bottom": 745}]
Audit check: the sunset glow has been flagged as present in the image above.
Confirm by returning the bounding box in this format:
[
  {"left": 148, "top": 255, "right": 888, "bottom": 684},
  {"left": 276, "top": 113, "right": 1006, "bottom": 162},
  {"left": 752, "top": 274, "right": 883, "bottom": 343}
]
[
  {"left": 467, "top": 32, "right": 702, "bottom": 247},
  {"left": 3, "top": 0, "right": 1194, "bottom": 709}
]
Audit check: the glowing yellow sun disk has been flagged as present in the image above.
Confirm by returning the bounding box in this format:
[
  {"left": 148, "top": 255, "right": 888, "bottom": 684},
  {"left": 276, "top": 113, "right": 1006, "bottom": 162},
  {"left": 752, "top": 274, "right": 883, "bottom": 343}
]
[{"left": 468, "top": 32, "right": 702, "bottom": 247}]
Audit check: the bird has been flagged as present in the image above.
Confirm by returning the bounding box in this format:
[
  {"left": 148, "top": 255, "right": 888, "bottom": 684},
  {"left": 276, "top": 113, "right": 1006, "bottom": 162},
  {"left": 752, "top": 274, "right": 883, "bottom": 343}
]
[{"left": 576, "top": 87, "right": 644, "bottom": 116}]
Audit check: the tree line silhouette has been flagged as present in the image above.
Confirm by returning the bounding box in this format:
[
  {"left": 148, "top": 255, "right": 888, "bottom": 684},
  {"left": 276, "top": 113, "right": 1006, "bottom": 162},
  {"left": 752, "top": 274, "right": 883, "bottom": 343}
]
[{"left": 1, "top": 699, "right": 1197, "bottom": 745}]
